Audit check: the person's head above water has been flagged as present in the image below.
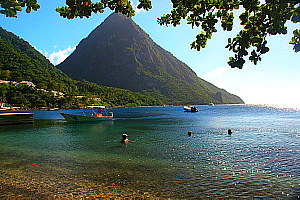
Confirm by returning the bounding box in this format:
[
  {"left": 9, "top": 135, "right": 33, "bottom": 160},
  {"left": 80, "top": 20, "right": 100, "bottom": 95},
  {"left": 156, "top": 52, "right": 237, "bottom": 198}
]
[
  {"left": 121, "top": 134, "right": 129, "bottom": 143},
  {"left": 228, "top": 129, "right": 232, "bottom": 135},
  {"left": 121, "top": 133, "right": 136, "bottom": 143}
]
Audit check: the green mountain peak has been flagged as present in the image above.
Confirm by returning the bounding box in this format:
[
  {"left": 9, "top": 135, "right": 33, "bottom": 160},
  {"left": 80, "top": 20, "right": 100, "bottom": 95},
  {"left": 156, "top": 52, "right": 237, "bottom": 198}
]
[{"left": 58, "top": 13, "right": 244, "bottom": 104}]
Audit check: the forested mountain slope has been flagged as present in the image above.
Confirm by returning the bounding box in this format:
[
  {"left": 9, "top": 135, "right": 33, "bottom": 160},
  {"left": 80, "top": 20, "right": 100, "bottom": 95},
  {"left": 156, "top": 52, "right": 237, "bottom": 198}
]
[
  {"left": 0, "top": 27, "right": 161, "bottom": 108},
  {"left": 58, "top": 13, "right": 244, "bottom": 104}
]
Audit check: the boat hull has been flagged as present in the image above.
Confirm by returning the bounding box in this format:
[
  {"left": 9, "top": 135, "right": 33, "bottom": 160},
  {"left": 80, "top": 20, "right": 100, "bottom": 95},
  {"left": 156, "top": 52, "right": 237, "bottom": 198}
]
[{"left": 60, "top": 113, "right": 113, "bottom": 122}]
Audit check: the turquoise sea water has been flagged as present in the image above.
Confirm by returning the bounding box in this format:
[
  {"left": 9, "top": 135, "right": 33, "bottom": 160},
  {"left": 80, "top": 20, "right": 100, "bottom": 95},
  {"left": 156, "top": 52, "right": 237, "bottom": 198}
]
[{"left": 0, "top": 105, "right": 300, "bottom": 198}]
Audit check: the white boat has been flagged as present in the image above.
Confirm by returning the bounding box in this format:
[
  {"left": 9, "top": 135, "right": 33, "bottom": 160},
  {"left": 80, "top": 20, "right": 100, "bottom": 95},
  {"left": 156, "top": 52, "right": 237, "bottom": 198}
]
[
  {"left": 60, "top": 106, "right": 113, "bottom": 122},
  {"left": 184, "top": 106, "right": 191, "bottom": 111},
  {"left": 183, "top": 106, "right": 198, "bottom": 112}
]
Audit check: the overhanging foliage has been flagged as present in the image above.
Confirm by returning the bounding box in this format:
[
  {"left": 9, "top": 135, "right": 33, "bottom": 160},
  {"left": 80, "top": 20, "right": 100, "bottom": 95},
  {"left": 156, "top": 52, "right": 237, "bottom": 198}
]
[{"left": 0, "top": 0, "right": 299, "bottom": 68}]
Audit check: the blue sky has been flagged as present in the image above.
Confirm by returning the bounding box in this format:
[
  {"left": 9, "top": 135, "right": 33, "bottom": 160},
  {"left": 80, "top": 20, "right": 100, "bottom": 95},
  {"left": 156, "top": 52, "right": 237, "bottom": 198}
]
[{"left": 1, "top": 0, "right": 299, "bottom": 107}]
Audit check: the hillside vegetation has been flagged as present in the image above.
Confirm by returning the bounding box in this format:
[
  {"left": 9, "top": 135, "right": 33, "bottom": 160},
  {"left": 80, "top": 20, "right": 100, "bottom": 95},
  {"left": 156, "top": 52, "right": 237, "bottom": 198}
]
[
  {"left": 58, "top": 13, "right": 244, "bottom": 105},
  {"left": 0, "top": 27, "right": 161, "bottom": 108}
]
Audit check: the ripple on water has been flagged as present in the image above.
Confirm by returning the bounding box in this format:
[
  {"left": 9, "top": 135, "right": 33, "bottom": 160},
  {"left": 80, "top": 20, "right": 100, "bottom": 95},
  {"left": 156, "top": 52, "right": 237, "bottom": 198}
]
[{"left": 1, "top": 106, "right": 300, "bottom": 198}]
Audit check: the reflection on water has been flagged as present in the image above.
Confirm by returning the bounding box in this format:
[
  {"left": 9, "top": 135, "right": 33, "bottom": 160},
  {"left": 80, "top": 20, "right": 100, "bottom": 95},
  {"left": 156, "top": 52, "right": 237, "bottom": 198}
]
[{"left": 0, "top": 105, "right": 300, "bottom": 198}]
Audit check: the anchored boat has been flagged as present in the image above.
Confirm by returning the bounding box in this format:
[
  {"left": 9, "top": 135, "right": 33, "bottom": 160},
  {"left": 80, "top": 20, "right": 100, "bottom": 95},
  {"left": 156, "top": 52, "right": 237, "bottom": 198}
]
[
  {"left": 60, "top": 106, "right": 113, "bottom": 122},
  {"left": 183, "top": 106, "right": 198, "bottom": 112}
]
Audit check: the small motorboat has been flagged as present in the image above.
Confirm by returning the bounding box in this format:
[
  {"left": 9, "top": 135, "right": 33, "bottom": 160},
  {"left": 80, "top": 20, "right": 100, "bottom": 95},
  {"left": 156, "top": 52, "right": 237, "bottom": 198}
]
[
  {"left": 60, "top": 106, "right": 113, "bottom": 122},
  {"left": 183, "top": 106, "right": 198, "bottom": 112}
]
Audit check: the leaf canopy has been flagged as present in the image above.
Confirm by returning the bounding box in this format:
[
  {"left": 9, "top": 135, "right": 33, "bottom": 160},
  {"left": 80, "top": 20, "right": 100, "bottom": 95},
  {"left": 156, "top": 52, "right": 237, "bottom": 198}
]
[{"left": 0, "top": 0, "right": 299, "bottom": 68}]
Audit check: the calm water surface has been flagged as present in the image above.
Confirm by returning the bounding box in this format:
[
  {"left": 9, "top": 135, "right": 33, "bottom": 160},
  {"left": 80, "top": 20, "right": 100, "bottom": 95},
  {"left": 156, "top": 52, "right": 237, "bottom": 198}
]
[{"left": 0, "top": 105, "right": 299, "bottom": 198}]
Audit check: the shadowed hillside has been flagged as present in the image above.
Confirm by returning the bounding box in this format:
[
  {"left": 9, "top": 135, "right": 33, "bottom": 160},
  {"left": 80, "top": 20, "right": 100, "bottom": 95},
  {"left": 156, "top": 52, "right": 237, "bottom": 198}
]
[{"left": 57, "top": 13, "right": 244, "bottom": 105}]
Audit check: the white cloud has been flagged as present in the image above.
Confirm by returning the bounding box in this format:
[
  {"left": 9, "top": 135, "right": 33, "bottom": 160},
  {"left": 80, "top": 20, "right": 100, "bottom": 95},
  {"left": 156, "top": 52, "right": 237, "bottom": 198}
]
[
  {"left": 34, "top": 46, "right": 49, "bottom": 58},
  {"left": 205, "top": 67, "right": 230, "bottom": 80},
  {"left": 204, "top": 67, "right": 232, "bottom": 89},
  {"left": 48, "top": 46, "right": 76, "bottom": 65}
]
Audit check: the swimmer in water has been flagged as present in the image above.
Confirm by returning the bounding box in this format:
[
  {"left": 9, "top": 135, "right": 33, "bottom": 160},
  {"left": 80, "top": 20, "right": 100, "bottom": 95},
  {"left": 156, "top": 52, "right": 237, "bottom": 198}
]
[
  {"left": 228, "top": 129, "right": 232, "bottom": 135},
  {"left": 121, "top": 134, "right": 135, "bottom": 143}
]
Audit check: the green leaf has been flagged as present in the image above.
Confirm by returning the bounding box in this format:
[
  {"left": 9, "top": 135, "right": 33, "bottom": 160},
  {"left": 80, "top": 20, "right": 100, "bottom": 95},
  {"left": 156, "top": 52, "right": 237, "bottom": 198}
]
[
  {"left": 15, "top": 6, "right": 22, "bottom": 11},
  {"left": 291, "top": 9, "right": 300, "bottom": 23},
  {"left": 261, "top": 47, "right": 269, "bottom": 54},
  {"left": 26, "top": 6, "right": 31, "bottom": 13},
  {"left": 294, "top": 44, "right": 300, "bottom": 52}
]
